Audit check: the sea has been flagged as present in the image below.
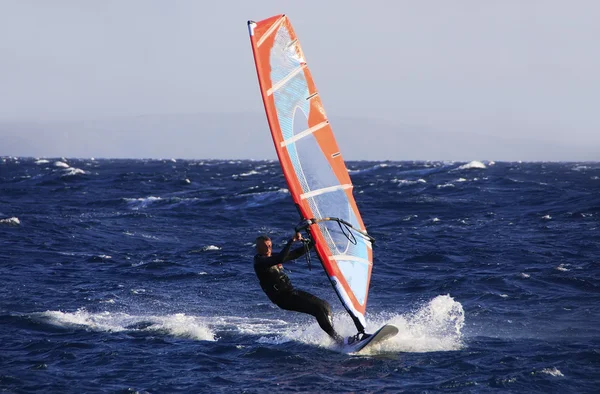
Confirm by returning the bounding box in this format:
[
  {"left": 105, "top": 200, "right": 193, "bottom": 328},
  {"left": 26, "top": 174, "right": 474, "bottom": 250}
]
[{"left": 0, "top": 157, "right": 598, "bottom": 393}]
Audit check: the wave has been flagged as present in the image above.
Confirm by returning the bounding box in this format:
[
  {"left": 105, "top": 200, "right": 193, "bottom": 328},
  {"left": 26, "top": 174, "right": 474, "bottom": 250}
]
[
  {"left": 62, "top": 167, "right": 86, "bottom": 177},
  {"left": 54, "top": 161, "right": 70, "bottom": 168},
  {"left": 232, "top": 170, "right": 261, "bottom": 178},
  {"left": 0, "top": 217, "right": 20, "bottom": 225},
  {"left": 224, "top": 189, "right": 289, "bottom": 210},
  {"left": 32, "top": 309, "right": 216, "bottom": 341},
  {"left": 347, "top": 163, "right": 393, "bottom": 174},
  {"left": 538, "top": 367, "right": 564, "bottom": 377},
  {"left": 456, "top": 161, "right": 487, "bottom": 170},
  {"left": 391, "top": 178, "right": 427, "bottom": 187},
  {"left": 124, "top": 196, "right": 163, "bottom": 209}
]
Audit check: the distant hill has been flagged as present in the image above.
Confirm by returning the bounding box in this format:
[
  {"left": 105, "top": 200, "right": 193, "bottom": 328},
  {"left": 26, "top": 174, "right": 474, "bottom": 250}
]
[{"left": 0, "top": 113, "right": 596, "bottom": 161}]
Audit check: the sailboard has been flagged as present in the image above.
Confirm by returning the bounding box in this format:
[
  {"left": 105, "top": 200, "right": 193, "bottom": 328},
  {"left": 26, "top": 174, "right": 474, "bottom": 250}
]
[{"left": 247, "top": 15, "right": 375, "bottom": 333}]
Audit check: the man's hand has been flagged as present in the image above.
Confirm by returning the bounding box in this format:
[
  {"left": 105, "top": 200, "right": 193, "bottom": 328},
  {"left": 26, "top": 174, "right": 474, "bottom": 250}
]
[{"left": 292, "top": 232, "right": 303, "bottom": 242}]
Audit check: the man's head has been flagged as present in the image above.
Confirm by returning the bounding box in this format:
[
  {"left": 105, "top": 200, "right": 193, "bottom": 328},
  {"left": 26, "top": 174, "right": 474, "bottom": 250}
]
[{"left": 255, "top": 235, "right": 273, "bottom": 256}]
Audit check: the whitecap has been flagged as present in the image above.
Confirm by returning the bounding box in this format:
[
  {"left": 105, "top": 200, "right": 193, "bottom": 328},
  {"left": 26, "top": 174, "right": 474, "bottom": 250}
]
[
  {"left": 572, "top": 165, "right": 588, "bottom": 172},
  {"left": 124, "top": 196, "right": 162, "bottom": 209},
  {"left": 539, "top": 367, "right": 564, "bottom": 377},
  {"left": 202, "top": 245, "right": 221, "bottom": 251},
  {"left": 432, "top": 218, "right": 441, "bottom": 223},
  {"left": 520, "top": 273, "right": 531, "bottom": 278},
  {"left": 34, "top": 309, "right": 215, "bottom": 341},
  {"left": 63, "top": 167, "right": 86, "bottom": 176},
  {"left": 437, "top": 183, "right": 455, "bottom": 189},
  {"left": 391, "top": 179, "right": 427, "bottom": 187},
  {"left": 35, "top": 159, "right": 49, "bottom": 164},
  {"left": 0, "top": 217, "right": 20, "bottom": 225},
  {"left": 556, "top": 264, "right": 569, "bottom": 272},
  {"left": 232, "top": 170, "right": 260, "bottom": 179},
  {"left": 457, "top": 161, "right": 486, "bottom": 170},
  {"left": 54, "top": 161, "right": 69, "bottom": 168},
  {"left": 542, "top": 215, "right": 552, "bottom": 220}
]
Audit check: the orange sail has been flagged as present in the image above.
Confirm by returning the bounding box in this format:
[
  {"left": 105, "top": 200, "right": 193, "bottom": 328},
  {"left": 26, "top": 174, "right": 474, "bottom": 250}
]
[{"left": 248, "top": 15, "right": 374, "bottom": 332}]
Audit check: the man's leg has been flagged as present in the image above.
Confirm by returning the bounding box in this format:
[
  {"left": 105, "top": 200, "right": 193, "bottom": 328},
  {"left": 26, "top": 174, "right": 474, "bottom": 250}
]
[{"left": 276, "top": 289, "right": 343, "bottom": 342}]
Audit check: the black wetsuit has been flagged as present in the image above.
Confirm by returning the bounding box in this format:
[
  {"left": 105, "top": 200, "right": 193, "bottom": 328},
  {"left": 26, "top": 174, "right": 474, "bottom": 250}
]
[{"left": 253, "top": 239, "right": 342, "bottom": 342}]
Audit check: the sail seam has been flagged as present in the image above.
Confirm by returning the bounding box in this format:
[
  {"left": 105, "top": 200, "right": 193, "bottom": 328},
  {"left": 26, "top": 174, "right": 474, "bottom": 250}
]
[
  {"left": 300, "top": 184, "right": 352, "bottom": 200},
  {"left": 256, "top": 15, "right": 285, "bottom": 47},
  {"left": 267, "top": 64, "right": 306, "bottom": 96},
  {"left": 280, "top": 121, "right": 329, "bottom": 147}
]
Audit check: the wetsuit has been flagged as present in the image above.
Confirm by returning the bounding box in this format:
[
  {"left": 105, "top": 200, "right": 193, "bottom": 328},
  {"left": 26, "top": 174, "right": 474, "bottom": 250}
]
[{"left": 253, "top": 239, "right": 342, "bottom": 342}]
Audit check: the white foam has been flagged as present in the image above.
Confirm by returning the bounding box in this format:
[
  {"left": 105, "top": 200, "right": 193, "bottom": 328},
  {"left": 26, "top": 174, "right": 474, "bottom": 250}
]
[
  {"left": 35, "top": 159, "right": 49, "bottom": 164},
  {"left": 239, "top": 170, "right": 260, "bottom": 177},
  {"left": 456, "top": 178, "right": 467, "bottom": 182},
  {"left": 457, "top": 161, "right": 487, "bottom": 170},
  {"left": 0, "top": 217, "right": 20, "bottom": 225},
  {"left": 432, "top": 217, "right": 441, "bottom": 223},
  {"left": 125, "top": 196, "right": 162, "bottom": 209},
  {"left": 202, "top": 245, "right": 221, "bottom": 251},
  {"left": 271, "top": 295, "right": 466, "bottom": 354},
  {"left": 520, "top": 273, "right": 531, "bottom": 278},
  {"left": 542, "top": 215, "right": 552, "bottom": 220},
  {"left": 36, "top": 309, "right": 215, "bottom": 341},
  {"left": 539, "top": 367, "right": 564, "bottom": 377},
  {"left": 437, "top": 183, "right": 455, "bottom": 189},
  {"left": 556, "top": 264, "right": 569, "bottom": 272},
  {"left": 54, "top": 161, "right": 69, "bottom": 168},
  {"left": 63, "top": 167, "right": 86, "bottom": 176},
  {"left": 391, "top": 179, "right": 427, "bottom": 186},
  {"left": 380, "top": 295, "right": 465, "bottom": 353}
]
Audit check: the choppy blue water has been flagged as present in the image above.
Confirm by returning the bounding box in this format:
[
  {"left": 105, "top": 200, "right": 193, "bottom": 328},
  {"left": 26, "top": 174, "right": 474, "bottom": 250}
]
[{"left": 1, "top": 157, "right": 599, "bottom": 393}]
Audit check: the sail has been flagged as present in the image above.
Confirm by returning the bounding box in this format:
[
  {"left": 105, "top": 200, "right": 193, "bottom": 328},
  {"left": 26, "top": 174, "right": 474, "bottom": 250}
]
[{"left": 248, "top": 15, "right": 373, "bottom": 332}]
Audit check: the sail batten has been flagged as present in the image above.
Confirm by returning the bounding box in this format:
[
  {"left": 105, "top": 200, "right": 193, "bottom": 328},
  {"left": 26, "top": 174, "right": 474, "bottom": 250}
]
[
  {"left": 300, "top": 184, "right": 352, "bottom": 199},
  {"left": 280, "top": 120, "right": 329, "bottom": 147},
  {"left": 248, "top": 15, "right": 373, "bottom": 332}
]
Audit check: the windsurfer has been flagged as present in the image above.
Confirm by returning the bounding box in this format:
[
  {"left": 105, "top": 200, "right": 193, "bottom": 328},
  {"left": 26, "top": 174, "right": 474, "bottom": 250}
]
[{"left": 253, "top": 233, "right": 343, "bottom": 343}]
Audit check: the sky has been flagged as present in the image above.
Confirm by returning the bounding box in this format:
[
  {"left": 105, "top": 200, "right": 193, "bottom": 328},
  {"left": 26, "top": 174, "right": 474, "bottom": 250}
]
[{"left": 1, "top": 0, "right": 599, "bottom": 160}]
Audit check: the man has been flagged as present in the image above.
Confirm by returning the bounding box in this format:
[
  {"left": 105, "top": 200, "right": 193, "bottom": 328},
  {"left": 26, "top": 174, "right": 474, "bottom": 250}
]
[{"left": 253, "top": 233, "right": 343, "bottom": 343}]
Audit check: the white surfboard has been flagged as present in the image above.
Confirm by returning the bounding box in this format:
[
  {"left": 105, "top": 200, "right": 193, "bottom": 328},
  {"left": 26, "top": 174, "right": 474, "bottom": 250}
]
[{"left": 343, "top": 324, "right": 399, "bottom": 353}]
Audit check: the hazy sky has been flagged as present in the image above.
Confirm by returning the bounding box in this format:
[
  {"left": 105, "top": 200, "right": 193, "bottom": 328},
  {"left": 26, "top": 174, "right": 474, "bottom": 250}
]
[{"left": 1, "top": 1, "right": 599, "bottom": 160}]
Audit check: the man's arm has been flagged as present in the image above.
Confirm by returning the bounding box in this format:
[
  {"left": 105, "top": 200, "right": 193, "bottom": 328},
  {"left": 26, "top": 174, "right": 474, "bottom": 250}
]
[{"left": 282, "top": 239, "right": 314, "bottom": 263}]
